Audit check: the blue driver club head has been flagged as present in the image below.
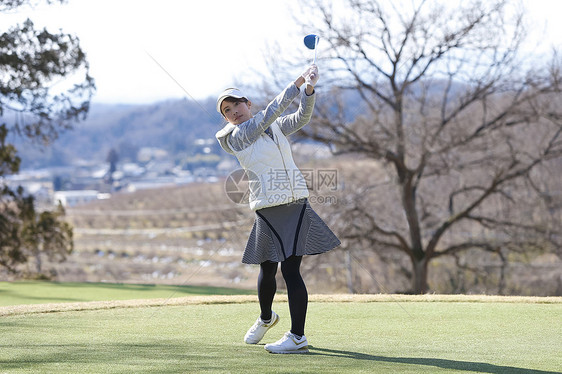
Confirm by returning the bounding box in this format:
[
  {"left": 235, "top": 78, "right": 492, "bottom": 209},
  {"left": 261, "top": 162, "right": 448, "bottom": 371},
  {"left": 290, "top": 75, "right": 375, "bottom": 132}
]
[{"left": 304, "top": 34, "right": 319, "bottom": 50}]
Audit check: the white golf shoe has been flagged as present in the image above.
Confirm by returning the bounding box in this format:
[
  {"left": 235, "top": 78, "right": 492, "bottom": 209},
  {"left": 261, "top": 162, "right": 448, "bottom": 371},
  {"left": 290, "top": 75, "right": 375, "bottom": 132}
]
[
  {"left": 264, "top": 331, "right": 309, "bottom": 354},
  {"left": 244, "top": 311, "right": 279, "bottom": 344}
]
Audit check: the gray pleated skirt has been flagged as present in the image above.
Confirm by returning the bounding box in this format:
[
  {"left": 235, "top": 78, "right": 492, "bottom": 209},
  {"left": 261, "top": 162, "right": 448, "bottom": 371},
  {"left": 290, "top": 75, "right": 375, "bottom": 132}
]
[{"left": 242, "top": 199, "right": 341, "bottom": 264}]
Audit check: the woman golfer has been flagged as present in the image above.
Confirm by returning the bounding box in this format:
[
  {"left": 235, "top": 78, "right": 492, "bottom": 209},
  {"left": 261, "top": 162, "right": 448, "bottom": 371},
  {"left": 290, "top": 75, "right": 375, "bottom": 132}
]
[{"left": 215, "top": 64, "right": 340, "bottom": 354}]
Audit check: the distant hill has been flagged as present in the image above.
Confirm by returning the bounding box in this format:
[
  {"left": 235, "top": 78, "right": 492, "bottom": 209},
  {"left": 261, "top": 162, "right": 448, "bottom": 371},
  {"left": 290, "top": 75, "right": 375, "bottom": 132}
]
[
  {"left": 6, "top": 79, "right": 478, "bottom": 169},
  {"left": 10, "top": 86, "right": 373, "bottom": 169},
  {"left": 14, "top": 97, "right": 226, "bottom": 169}
]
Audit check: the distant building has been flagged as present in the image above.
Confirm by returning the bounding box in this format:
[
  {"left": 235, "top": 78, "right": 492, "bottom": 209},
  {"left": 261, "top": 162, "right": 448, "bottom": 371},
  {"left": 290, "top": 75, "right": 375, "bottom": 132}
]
[
  {"left": 53, "top": 190, "right": 110, "bottom": 207},
  {"left": 137, "top": 147, "right": 169, "bottom": 163},
  {"left": 6, "top": 181, "right": 54, "bottom": 204}
]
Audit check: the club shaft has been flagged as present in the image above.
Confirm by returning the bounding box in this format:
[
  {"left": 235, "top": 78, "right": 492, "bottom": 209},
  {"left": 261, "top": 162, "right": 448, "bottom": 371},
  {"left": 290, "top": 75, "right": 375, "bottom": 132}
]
[{"left": 313, "top": 35, "right": 319, "bottom": 64}]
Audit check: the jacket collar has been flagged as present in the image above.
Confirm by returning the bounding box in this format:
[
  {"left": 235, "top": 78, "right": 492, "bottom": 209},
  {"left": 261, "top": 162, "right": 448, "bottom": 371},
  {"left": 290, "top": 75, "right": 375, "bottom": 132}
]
[{"left": 215, "top": 122, "right": 237, "bottom": 139}]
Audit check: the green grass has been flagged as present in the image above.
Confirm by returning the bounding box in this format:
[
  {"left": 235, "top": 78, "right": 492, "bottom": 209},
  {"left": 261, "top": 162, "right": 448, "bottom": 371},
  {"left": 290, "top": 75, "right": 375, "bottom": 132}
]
[
  {"left": 0, "top": 281, "right": 254, "bottom": 306},
  {"left": 0, "top": 298, "right": 561, "bottom": 373}
]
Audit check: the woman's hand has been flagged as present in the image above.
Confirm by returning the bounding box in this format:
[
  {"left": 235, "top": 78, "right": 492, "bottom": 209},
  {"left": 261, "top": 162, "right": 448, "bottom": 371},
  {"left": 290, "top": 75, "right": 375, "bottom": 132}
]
[
  {"left": 304, "top": 64, "right": 319, "bottom": 86},
  {"left": 296, "top": 64, "right": 319, "bottom": 95}
]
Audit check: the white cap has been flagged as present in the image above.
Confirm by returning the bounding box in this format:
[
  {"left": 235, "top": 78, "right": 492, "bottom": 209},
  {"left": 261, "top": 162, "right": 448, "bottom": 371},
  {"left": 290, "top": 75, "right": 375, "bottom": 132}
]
[{"left": 216, "top": 87, "right": 247, "bottom": 114}]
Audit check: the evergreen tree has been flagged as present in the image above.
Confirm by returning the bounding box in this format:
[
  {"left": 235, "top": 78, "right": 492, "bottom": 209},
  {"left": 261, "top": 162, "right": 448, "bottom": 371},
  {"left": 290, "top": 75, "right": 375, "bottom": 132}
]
[{"left": 0, "top": 0, "right": 95, "bottom": 276}]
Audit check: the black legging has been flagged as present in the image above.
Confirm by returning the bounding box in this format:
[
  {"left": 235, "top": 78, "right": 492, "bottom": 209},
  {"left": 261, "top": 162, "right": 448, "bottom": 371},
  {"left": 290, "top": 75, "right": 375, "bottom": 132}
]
[{"left": 258, "top": 256, "right": 308, "bottom": 337}]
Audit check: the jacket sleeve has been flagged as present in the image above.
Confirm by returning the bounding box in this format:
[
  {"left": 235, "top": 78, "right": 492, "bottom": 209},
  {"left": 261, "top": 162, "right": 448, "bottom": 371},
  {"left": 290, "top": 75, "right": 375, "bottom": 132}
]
[
  {"left": 277, "top": 89, "right": 316, "bottom": 136},
  {"left": 215, "top": 123, "right": 237, "bottom": 154},
  {"left": 228, "top": 82, "right": 300, "bottom": 152}
]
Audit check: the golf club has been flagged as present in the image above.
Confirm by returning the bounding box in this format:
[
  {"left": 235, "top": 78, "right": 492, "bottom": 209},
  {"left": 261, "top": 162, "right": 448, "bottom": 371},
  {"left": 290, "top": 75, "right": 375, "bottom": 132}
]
[{"left": 304, "top": 34, "right": 320, "bottom": 64}]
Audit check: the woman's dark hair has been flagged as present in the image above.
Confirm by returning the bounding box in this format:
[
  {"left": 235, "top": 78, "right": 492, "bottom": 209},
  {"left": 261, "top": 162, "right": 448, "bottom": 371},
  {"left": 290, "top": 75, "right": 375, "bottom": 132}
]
[{"left": 221, "top": 97, "right": 249, "bottom": 115}]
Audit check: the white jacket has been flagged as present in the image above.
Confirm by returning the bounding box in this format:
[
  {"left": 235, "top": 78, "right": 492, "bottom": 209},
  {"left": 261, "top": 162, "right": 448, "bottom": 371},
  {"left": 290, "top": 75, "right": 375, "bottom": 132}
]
[{"left": 216, "top": 83, "right": 314, "bottom": 211}]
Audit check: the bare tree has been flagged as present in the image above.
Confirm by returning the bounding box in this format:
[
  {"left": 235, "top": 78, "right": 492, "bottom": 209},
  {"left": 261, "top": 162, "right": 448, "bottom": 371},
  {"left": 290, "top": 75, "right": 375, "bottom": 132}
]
[{"left": 282, "top": 0, "right": 562, "bottom": 293}]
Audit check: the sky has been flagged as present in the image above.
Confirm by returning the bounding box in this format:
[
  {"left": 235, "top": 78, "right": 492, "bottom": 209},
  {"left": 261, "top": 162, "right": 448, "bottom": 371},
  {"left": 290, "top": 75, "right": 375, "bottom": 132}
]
[{"left": 2, "top": 0, "right": 562, "bottom": 104}]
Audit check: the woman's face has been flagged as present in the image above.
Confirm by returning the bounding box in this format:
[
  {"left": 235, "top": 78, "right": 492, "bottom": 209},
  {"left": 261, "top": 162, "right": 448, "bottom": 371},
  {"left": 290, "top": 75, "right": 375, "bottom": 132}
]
[{"left": 221, "top": 99, "right": 252, "bottom": 125}]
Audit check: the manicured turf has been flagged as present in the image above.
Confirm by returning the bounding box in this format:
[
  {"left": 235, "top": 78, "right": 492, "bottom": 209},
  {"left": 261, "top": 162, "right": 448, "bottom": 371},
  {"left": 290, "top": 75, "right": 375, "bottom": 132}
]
[
  {"left": 0, "top": 281, "right": 255, "bottom": 306},
  {"left": 0, "top": 297, "right": 560, "bottom": 373}
]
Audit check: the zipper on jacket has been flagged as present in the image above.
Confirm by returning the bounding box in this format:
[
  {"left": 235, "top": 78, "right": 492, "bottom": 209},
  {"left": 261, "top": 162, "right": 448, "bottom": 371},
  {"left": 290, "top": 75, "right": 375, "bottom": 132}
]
[{"left": 273, "top": 134, "right": 295, "bottom": 201}]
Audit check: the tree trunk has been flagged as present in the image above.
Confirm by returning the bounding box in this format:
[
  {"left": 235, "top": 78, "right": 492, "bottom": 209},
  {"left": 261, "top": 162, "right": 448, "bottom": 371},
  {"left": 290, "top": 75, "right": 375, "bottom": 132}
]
[
  {"left": 35, "top": 249, "right": 42, "bottom": 274},
  {"left": 345, "top": 250, "right": 354, "bottom": 293},
  {"left": 412, "top": 256, "right": 429, "bottom": 294}
]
